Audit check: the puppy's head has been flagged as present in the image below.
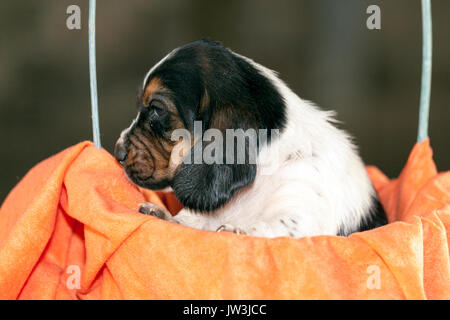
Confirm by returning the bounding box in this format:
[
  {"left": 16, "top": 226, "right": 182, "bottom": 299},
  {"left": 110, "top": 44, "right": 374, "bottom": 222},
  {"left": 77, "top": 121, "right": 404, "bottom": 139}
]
[{"left": 115, "top": 39, "right": 286, "bottom": 212}]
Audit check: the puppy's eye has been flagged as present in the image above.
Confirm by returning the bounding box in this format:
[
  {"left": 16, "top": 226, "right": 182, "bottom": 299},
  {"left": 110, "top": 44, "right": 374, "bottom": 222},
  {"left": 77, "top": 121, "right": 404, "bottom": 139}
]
[{"left": 149, "top": 100, "right": 167, "bottom": 118}]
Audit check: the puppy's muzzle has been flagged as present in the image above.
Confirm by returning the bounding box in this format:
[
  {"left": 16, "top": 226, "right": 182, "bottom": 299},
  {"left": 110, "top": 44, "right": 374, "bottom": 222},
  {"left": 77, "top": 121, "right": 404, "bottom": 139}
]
[{"left": 114, "top": 140, "right": 128, "bottom": 165}]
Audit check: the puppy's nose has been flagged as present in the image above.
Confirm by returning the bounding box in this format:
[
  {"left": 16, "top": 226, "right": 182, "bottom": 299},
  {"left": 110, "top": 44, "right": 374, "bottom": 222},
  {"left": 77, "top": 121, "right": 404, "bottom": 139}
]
[{"left": 114, "top": 141, "right": 128, "bottom": 164}]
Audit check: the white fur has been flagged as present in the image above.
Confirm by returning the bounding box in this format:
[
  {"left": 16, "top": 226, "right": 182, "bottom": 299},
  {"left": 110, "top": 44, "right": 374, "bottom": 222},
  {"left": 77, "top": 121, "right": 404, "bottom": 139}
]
[{"left": 171, "top": 55, "right": 375, "bottom": 238}]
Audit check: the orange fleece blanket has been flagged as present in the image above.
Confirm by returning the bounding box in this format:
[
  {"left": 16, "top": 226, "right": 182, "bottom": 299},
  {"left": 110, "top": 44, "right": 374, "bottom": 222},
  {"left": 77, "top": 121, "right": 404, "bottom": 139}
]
[{"left": 0, "top": 139, "right": 449, "bottom": 299}]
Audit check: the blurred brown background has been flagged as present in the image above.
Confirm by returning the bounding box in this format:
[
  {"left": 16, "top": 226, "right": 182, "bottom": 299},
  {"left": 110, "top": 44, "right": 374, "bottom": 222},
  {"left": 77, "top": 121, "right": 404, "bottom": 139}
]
[{"left": 0, "top": 0, "right": 449, "bottom": 202}]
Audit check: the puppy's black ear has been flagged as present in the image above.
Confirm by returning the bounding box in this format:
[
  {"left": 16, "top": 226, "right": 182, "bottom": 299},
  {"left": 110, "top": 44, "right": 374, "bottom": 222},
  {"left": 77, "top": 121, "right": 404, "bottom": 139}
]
[
  {"left": 172, "top": 162, "right": 256, "bottom": 212},
  {"left": 172, "top": 90, "right": 258, "bottom": 212}
]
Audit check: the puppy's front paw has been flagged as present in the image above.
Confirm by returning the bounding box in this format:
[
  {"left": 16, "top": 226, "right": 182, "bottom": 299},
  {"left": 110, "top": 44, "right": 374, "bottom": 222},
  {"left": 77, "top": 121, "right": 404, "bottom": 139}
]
[
  {"left": 216, "top": 224, "right": 247, "bottom": 235},
  {"left": 139, "top": 202, "right": 173, "bottom": 221}
]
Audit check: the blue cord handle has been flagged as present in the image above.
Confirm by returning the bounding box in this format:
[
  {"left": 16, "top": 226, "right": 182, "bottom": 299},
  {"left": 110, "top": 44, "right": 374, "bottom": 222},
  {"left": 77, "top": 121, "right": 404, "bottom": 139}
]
[
  {"left": 89, "top": 0, "right": 101, "bottom": 148},
  {"left": 418, "top": 0, "right": 433, "bottom": 143}
]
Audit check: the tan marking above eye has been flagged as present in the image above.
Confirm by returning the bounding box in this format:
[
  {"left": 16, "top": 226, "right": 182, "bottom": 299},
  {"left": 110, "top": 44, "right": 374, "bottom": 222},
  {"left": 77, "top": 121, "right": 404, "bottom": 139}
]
[{"left": 143, "top": 77, "right": 163, "bottom": 106}]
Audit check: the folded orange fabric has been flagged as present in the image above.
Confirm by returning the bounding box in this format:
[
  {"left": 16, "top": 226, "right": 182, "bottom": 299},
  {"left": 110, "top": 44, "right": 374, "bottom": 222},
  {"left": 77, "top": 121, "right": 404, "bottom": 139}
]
[{"left": 0, "top": 139, "right": 449, "bottom": 299}]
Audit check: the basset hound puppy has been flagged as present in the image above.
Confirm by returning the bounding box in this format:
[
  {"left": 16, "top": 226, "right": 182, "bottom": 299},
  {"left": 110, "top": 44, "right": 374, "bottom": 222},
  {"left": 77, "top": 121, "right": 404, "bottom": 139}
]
[{"left": 115, "top": 39, "right": 386, "bottom": 238}]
